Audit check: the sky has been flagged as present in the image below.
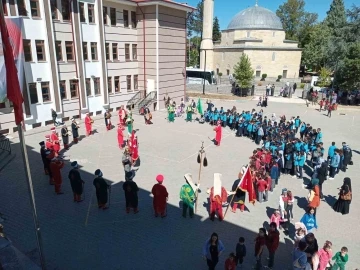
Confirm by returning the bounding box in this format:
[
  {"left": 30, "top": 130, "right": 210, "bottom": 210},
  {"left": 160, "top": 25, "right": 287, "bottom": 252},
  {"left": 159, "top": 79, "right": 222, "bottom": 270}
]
[{"left": 184, "top": 0, "right": 357, "bottom": 30}]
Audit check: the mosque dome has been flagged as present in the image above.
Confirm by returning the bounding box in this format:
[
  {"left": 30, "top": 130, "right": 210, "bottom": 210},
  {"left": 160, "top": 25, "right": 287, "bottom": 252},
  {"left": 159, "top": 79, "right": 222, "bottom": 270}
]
[{"left": 227, "top": 5, "right": 283, "bottom": 31}]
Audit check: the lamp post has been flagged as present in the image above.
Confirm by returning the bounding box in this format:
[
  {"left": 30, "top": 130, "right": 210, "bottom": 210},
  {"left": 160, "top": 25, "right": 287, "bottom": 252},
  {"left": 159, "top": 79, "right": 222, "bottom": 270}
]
[{"left": 195, "top": 141, "right": 207, "bottom": 213}]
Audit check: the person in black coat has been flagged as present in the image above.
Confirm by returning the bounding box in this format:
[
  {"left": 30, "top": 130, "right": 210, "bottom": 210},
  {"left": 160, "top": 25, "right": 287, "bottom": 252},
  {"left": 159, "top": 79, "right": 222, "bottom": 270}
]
[
  {"left": 317, "top": 162, "right": 328, "bottom": 199},
  {"left": 231, "top": 178, "right": 246, "bottom": 213},
  {"left": 71, "top": 118, "right": 79, "bottom": 143},
  {"left": 39, "top": 141, "right": 49, "bottom": 175},
  {"left": 93, "top": 169, "right": 110, "bottom": 210},
  {"left": 123, "top": 171, "right": 139, "bottom": 213},
  {"left": 342, "top": 143, "right": 352, "bottom": 172},
  {"left": 68, "top": 161, "right": 84, "bottom": 202},
  {"left": 333, "top": 177, "right": 352, "bottom": 215},
  {"left": 301, "top": 233, "right": 318, "bottom": 264}
]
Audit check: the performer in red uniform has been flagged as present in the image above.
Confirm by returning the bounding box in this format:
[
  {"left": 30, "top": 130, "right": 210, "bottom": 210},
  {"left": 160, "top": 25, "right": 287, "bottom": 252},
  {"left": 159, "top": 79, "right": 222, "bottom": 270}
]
[
  {"left": 50, "top": 127, "right": 61, "bottom": 156},
  {"left": 213, "top": 120, "right": 222, "bottom": 146},
  {"left": 50, "top": 158, "right": 65, "bottom": 194},
  {"left": 85, "top": 113, "right": 93, "bottom": 136},
  {"left": 117, "top": 123, "right": 125, "bottom": 149},
  {"left": 151, "top": 174, "right": 168, "bottom": 217},
  {"left": 118, "top": 105, "right": 126, "bottom": 125},
  {"left": 45, "top": 135, "right": 53, "bottom": 150},
  {"left": 131, "top": 135, "right": 139, "bottom": 165},
  {"left": 208, "top": 173, "right": 228, "bottom": 221}
]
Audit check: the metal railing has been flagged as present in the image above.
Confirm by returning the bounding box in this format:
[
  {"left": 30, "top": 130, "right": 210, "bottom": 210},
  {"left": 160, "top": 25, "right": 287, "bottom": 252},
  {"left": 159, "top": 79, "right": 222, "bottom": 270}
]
[
  {"left": 0, "top": 134, "right": 11, "bottom": 154},
  {"left": 138, "top": 91, "right": 157, "bottom": 109},
  {"left": 126, "top": 91, "right": 142, "bottom": 110}
]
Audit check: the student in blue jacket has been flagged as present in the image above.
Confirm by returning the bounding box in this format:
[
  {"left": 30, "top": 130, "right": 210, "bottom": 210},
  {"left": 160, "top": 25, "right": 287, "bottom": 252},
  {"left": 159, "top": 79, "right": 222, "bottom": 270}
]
[
  {"left": 327, "top": 142, "right": 336, "bottom": 160},
  {"left": 297, "top": 151, "right": 306, "bottom": 179},
  {"left": 329, "top": 149, "right": 340, "bottom": 179}
]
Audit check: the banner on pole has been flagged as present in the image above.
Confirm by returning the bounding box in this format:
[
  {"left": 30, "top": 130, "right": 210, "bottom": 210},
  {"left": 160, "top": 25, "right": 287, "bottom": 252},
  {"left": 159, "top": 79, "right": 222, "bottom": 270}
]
[{"left": 238, "top": 165, "right": 256, "bottom": 204}]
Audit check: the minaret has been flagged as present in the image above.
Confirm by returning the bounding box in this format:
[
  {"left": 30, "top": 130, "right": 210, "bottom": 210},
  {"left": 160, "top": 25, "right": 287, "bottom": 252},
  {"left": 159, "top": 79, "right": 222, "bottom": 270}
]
[{"left": 200, "top": 0, "right": 214, "bottom": 70}]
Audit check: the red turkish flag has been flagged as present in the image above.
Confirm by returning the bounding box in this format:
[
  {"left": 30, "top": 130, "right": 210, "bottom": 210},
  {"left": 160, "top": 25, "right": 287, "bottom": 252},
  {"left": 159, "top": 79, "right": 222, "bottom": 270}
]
[
  {"left": 0, "top": 14, "right": 24, "bottom": 125},
  {"left": 238, "top": 166, "right": 256, "bottom": 204}
]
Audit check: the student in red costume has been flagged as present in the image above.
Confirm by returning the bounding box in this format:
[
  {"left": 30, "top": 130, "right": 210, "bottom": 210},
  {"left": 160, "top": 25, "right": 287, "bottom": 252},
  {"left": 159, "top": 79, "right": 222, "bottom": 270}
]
[
  {"left": 213, "top": 120, "right": 222, "bottom": 146},
  {"left": 151, "top": 174, "right": 168, "bottom": 218},
  {"left": 209, "top": 173, "right": 228, "bottom": 221},
  {"left": 85, "top": 113, "right": 93, "bottom": 136},
  {"left": 50, "top": 127, "right": 61, "bottom": 156}
]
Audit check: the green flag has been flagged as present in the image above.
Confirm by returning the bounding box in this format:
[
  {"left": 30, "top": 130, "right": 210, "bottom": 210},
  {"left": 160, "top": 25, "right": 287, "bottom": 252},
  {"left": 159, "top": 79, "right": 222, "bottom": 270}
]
[{"left": 197, "top": 97, "right": 203, "bottom": 115}]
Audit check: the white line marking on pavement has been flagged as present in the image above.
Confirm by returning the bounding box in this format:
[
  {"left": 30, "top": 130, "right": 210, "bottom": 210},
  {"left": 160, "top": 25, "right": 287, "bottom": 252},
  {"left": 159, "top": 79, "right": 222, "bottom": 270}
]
[{"left": 352, "top": 116, "right": 355, "bottom": 126}]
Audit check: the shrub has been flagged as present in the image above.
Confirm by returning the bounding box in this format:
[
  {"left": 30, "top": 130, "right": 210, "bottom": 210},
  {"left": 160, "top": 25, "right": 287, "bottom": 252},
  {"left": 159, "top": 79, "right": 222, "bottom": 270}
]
[
  {"left": 300, "top": 83, "right": 305, "bottom": 89},
  {"left": 260, "top": 74, "right": 267, "bottom": 81},
  {"left": 257, "top": 82, "right": 263, "bottom": 86},
  {"left": 218, "top": 72, "right": 223, "bottom": 77}
]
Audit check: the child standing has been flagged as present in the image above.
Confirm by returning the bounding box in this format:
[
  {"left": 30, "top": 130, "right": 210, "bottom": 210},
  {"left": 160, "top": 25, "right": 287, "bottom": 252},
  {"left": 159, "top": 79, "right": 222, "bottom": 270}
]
[
  {"left": 294, "top": 222, "right": 307, "bottom": 247},
  {"left": 235, "top": 237, "right": 247, "bottom": 267},
  {"left": 286, "top": 190, "right": 294, "bottom": 220},
  {"left": 316, "top": 241, "right": 333, "bottom": 270},
  {"left": 269, "top": 210, "right": 282, "bottom": 230},
  {"left": 254, "top": 228, "right": 267, "bottom": 269},
  {"left": 224, "top": 253, "right": 237, "bottom": 270},
  {"left": 331, "top": 247, "right": 348, "bottom": 270}
]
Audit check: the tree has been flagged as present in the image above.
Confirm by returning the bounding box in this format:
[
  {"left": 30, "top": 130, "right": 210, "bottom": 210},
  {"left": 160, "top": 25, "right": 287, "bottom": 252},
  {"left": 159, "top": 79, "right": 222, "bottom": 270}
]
[
  {"left": 188, "top": 49, "right": 199, "bottom": 67},
  {"left": 302, "top": 24, "right": 331, "bottom": 71},
  {"left": 187, "top": 1, "right": 203, "bottom": 37},
  {"left": 213, "top": 17, "right": 221, "bottom": 41},
  {"left": 233, "top": 54, "right": 254, "bottom": 89},
  {"left": 317, "top": 67, "right": 332, "bottom": 88},
  {"left": 336, "top": 42, "right": 360, "bottom": 90},
  {"left": 324, "top": 0, "right": 347, "bottom": 36},
  {"left": 276, "top": 0, "right": 317, "bottom": 42}
]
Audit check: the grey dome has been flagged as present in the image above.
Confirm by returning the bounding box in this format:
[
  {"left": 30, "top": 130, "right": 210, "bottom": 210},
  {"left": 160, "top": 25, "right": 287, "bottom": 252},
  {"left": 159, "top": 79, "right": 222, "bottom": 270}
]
[{"left": 227, "top": 6, "right": 283, "bottom": 31}]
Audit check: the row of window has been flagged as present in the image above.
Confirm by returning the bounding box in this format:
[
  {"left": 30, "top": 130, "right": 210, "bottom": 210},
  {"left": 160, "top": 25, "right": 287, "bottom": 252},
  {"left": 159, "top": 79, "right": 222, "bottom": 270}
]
[
  {"left": 23, "top": 39, "right": 138, "bottom": 63},
  {"left": 2, "top": 0, "right": 137, "bottom": 28},
  {"left": 28, "top": 75, "right": 139, "bottom": 105}
]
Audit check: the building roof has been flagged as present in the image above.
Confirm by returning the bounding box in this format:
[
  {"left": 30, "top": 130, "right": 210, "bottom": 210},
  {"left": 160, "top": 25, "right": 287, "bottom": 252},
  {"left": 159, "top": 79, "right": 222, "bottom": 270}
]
[{"left": 227, "top": 5, "right": 283, "bottom": 31}]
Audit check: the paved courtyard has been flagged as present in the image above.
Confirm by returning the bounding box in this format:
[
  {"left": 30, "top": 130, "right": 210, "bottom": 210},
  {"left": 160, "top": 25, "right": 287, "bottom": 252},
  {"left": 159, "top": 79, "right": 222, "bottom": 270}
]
[{"left": 1, "top": 99, "right": 360, "bottom": 269}]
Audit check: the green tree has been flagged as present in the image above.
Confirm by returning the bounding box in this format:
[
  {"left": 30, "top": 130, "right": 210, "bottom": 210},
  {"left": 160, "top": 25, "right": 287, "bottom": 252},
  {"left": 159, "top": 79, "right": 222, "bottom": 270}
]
[
  {"left": 324, "top": 0, "right": 347, "bottom": 36},
  {"left": 302, "top": 24, "right": 331, "bottom": 71},
  {"left": 213, "top": 16, "right": 221, "bottom": 41},
  {"left": 276, "top": 0, "right": 317, "bottom": 42},
  {"left": 187, "top": 1, "right": 203, "bottom": 65},
  {"left": 189, "top": 49, "right": 199, "bottom": 67},
  {"left": 336, "top": 42, "right": 360, "bottom": 90},
  {"left": 233, "top": 54, "right": 254, "bottom": 88},
  {"left": 317, "top": 67, "right": 332, "bottom": 87}
]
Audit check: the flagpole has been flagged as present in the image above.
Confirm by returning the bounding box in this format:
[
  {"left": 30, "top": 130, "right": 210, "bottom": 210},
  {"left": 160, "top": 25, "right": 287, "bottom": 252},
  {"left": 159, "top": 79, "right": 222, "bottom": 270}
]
[
  {"left": 17, "top": 125, "right": 47, "bottom": 269},
  {"left": 223, "top": 165, "right": 248, "bottom": 219}
]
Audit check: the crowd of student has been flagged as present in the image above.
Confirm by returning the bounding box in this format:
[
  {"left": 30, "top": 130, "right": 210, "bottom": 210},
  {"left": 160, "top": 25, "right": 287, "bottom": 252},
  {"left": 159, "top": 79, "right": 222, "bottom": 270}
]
[{"left": 200, "top": 102, "right": 352, "bottom": 270}]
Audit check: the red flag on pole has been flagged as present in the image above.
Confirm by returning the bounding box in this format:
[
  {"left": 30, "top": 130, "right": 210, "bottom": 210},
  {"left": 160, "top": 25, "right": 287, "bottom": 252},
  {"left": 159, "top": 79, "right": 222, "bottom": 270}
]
[
  {"left": 238, "top": 166, "right": 256, "bottom": 204},
  {"left": 0, "top": 13, "right": 24, "bottom": 125}
]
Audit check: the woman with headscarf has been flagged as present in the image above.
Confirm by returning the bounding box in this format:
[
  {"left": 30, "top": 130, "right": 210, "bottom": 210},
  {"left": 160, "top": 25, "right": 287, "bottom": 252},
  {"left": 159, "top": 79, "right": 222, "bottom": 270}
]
[
  {"left": 308, "top": 178, "right": 320, "bottom": 211},
  {"left": 333, "top": 177, "right": 352, "bottom": 215}
]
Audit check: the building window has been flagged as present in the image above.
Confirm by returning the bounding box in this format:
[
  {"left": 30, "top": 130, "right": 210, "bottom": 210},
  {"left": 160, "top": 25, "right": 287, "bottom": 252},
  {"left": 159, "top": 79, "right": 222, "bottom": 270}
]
[
  {"left": 282, "top": 70, "right": 288, "bottom": 79},
  {"left": 123, "top": 10, "right": 129, "bottom": 27},
  {"left": 2, "top": 0, "right": 8, "bottom": 16},
  {"left": 30, "top": 0, "right": 40, "bottom": 17},
  {"left": 50, "top": 0, "right": 58, "bottom": 19},
  {"left": 125, "top": 44, "right": 130, "bottom": 61},
  {"left": 17, "top": 0, "right": 27, "bottom": 16},
  {"left": 55, "top": 41, "right": 62, "bottom": 61},
  {"left": 112, "top": 43, "right": 118, "bottom": 61},
  {"left": 114, "top": 76, "right": 120, "bottom": 92},
  {"left": 91, "top": 42, "right": 98, "bottom": 60},
  {"left": 133, "top": 75, "right": 138, "bottom": 90},
  {"left": 59, "top": 80, "right": 66, "bottom": 99},
  {"left": 79, "top": 2, "right": 85, "bottom": 22},
  {"left": 103, "top": 6, "right": 107, "bottom": 25},
  {"left": 82, "top": 42, "right": 88, "bottom": 60},
  {"left": 23, "top": 39, "right": 32, "bottom": 62},
  {"left": 272, "top": 52, "right": 276, "bottom": 61},
  {"left": 226, "top": 69, "right": 230, "bottom": 76},
  {"left": 86, "top": 78, "right": 91, "bottom": 96},
  {"left": 70, "top": 80, "right": 78, "bottom": 98},
  {"left": 131, "top": 11, "right": 136, "bottom": 28},
  {"left": 35, "top": 40, "right": 46, "bottom": 61},
  {"left": 105, "top": 43, "right": 110, "bottom": 60},
  {"left": 256, "top": 70, "right": 261, "bottom": 78},
  {"left": 132, "top": 44, "right": 137, "bottom": 60},
  {"left": 29, "top": 83, "right": 38, "bottom": 104},
  {"left": 65, "top": 41, "right": 74, "bottom": 61},
  {"left": 126, "top": 75, "right": 131, "bottom": 91},
  {"left": 247, "top": 31, "right": 251, "bottom": 38},
  {"left": 41, "top": 82, "right": 51, "bottom": 102},
  {"left": 61, "top": 0, "right": 70, "bottom": 21},
  {"left": 94, "top": 77, "right": 100, "bottom": 95},
  {"left": 88, "top": 4, "right": 94, "bottom": 23},
  {"left": 110, "top": 7, "right": 116, "bottom": 26},
  {"left": 108, "top": 77, "right": 112, "bottom": 94}
]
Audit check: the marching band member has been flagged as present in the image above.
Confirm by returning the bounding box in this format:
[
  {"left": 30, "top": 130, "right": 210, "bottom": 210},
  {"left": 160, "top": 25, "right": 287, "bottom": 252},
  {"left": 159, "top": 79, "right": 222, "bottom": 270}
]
[
  {"left": 213, "top": 120, "right": 222, "bottom": 146},
  {"left": 117, "top": 123, "right": 125, "bottom": 149},
  {"left": 50, "top": 127, "right": 61, "bottom": 156},
  {"left": 126, "top": 112, "right": 133, "bottom": 136},
  {"left": 208, "top": 173, "right": 228, "bottom": 221},
  {"left": 186, "top": 103, "right": 193, "bottom": 122},
  {"left": 144, "top": 106, "right": 153, "bottom": 125},
  {"left": 118, "top": 105, "right": 126, "bottom": 125},
  {"left": 71, "top": 118, "right": 80, "bottom": 144},
  {"left": 61, "top": 124, "right": 70, "bottom": 149},
  {"left": 85, "top": 112, "right": 93, "bottom": 136},
  {"left": 39, "top": 141, "right": 49, "bottom": 175},
  {"left": 104, "top": 109, "right": 112, "bottom": 131},
  {"left": 167, "top": 103, "right": 175, "bottom": 123},
  {"left": 45, "top": 135, "right": 53, "bottom": 151},
  {"left": 50, "top": 157, "right": 65, "bottom": 194}
]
